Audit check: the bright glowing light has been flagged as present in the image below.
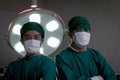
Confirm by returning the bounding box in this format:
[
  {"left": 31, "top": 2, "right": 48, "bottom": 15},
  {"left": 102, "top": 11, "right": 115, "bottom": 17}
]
[
  {"left": 30, "top": 0, "right": 37, "bottom": 8},
  {"left": 31, "top": 5, "right": 37, "bottom": 8},
  {"left": 29, "top": 14, "right": 41, "bottom": 23},
  {"left": 47, "top": 37, "right": 60, "bottom": 48},
  {"left": 14, "top": 42, "right": 25, "bottom": 53},
  {"left": 46, "top": 20, "right": 59, "bottom": 32},
  {"left": 39, "top": 47, "right": 44, "bottom": 54},
  {"left": 12, "top": 24, "right": 22, "bottom": 35}
]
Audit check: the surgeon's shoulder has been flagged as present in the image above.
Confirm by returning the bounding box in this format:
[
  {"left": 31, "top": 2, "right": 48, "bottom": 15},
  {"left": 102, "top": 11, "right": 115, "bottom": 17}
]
[
  {"left": 88, "top": 47, "right": 99, "bottom": 51},
  {"left": 88, "top": 48, "right": 102, "bottom": 56},
  {"left": 40, "top": 54, "right": 55, "bottom": 63},
  {"left": 56, "top": 48, "right": 70, "bottom": 56},
  {"left": 7, "top": 59, "right": 21, "bottom": 69},
  {"left": 55, "top": 48, "right": 72, "bottom": 62}
]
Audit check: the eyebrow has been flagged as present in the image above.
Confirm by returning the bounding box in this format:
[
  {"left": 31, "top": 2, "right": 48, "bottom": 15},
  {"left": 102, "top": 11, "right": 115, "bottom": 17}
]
[{"left": 24, "top": 34, "right": 41, "bottom": 36}]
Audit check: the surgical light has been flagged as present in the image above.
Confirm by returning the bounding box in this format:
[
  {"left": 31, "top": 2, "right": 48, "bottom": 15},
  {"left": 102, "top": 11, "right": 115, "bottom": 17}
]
[
  {"left": 29, "top": 13, "right": 41, "bottom": 23},
  {"left": 47, "top": 37, "right": 60, "bottom": 48},
  {"left": 12, "top": 24, "right": 22, "bottom": 35},
  {"left": 7, "top": 8, "right": 65, "bottom": 56},
  {"left": 46, "top": 20, "right": 59, "bottom": 32}
]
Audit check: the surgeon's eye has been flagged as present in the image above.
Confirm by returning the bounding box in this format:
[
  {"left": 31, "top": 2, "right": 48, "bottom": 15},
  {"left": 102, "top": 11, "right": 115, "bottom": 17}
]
[
  {"left": 84, "top": 29, "right": 90, "bottom": 32},
  {"left": 23, "top": 36, "right": 32, "bottom": 40},
  {"left": 34, "top": 36, "right": 41, "bottom": 40}
]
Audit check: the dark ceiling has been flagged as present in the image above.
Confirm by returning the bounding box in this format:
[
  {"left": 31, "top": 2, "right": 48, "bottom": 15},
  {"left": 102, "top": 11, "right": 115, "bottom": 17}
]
[{"left": 0, "top": 0, "right": 43, "bottom": 12}]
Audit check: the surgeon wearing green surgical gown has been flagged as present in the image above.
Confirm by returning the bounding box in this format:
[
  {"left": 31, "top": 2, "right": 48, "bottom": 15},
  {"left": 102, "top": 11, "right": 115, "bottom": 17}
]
[
  {"left": 55, "top": 16, "right": 117, "bottom": 80},
  {"left": 4, "top": 22, "right": 56, "bottom": 80}
]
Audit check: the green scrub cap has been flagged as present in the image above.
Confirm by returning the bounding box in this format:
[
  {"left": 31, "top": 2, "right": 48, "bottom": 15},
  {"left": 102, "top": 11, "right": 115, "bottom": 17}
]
[
  {"left": 20, "top": 22, "right": 45, "bottom": 38},
  {"left": 68, "top": 16, "right": 91, "bottom": 32}
]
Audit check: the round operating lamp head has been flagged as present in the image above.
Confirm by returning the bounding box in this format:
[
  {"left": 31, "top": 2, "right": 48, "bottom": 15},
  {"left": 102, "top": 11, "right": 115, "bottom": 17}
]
[{"left": 7, "top": 8, "right": 65, "bottom": 56}]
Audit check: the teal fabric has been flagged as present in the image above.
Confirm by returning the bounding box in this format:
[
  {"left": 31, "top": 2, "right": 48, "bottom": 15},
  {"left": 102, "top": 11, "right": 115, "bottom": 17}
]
[
  {"left": 20, "top": 22, "right": 45, "bottom": 38},
  {"left": 68, "top": 16, "right": 91, "bottom": 32},
  {"left": 4, "top": 55, "right": 56, "bottom": 80},
  {"left": 55, "top": 47, "right": 117, "bottom": 80}
]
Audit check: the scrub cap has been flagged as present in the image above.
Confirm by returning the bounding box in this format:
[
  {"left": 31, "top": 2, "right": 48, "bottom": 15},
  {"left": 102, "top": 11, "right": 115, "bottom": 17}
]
[
  {"left": 20, "top": 22, "right": 45, "bottom": 38},
  {"left": 68, "top": 16, "right": 91, "bottom": 32}
]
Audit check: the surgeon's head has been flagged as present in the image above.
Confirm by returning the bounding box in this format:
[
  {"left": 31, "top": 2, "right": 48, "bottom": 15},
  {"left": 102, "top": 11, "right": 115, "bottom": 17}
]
[
  {"left": 68, "top": 16, "right": 91, "bottom": 32},
  {"left": 20, "top": 22, "right": 45, "bottom": 55},
  {"left": 68, "top": 16, "right": 91, "bottom": 47}
]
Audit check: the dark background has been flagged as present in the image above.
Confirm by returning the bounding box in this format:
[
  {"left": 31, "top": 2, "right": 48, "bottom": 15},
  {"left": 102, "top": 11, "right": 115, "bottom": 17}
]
[{"left": 0, "top": 0, "right": 120, "bottom": 73}]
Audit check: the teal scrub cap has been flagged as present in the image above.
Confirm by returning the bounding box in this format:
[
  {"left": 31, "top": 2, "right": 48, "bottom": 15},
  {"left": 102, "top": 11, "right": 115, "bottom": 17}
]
[
  {"left": 68, "top": 16, "right": 91, "bottom": 32},
  {"left": 20, "top": 22, "right": 45, "bottom": 38}
]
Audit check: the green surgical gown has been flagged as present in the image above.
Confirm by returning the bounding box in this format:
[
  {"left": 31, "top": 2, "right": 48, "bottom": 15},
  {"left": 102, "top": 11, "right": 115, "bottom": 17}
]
[
  {"left": 55, "top": 47, "right": 117, "bottom": 80},
  {"left": 4, "top": 54, "right": 56, "bottom": 80}
]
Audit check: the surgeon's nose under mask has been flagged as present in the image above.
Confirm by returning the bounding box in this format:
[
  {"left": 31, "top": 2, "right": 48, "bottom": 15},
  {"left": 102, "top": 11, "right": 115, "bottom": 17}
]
[
  {"left": 24, "top": 39, "right": 41, "bottom": 54},
  {"left": 73, "top": 32, "right": 91, "bottom": 46}
]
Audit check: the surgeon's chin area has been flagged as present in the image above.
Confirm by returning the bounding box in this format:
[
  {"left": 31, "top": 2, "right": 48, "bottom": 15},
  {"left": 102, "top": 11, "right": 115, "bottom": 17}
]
[
  {"left": 70, "top": 42, "right": 87, "bottom": 52},
  {"left": 25, "top": 50, "right": 40, "bottom": 57}
]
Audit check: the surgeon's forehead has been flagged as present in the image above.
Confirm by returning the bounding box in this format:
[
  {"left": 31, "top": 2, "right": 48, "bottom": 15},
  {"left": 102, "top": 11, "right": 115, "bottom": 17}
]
[
  {"left": 23, "top": 30, "right": 41, "bottom": 36},
  {"left": 72, "top": 28, "right": 90, "bottom": 33}
]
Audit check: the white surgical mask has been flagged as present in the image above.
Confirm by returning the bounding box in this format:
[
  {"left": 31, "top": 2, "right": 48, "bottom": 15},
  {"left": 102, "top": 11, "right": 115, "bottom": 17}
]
[
  {"left": 73, "top": 32, "right": 90, "bottom": 46},
  {"left": 24, "top": 39, "right": 41, "bottom": 54}
]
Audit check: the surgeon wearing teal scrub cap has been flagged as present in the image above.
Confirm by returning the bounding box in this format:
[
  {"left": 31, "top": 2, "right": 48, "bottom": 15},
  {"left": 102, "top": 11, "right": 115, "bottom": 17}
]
[
  {"left": 55, "top": 16, "right": 117, "bottom": 80},
  {"left": 4, "top": 22, "right": 56, "bottom": 80}
]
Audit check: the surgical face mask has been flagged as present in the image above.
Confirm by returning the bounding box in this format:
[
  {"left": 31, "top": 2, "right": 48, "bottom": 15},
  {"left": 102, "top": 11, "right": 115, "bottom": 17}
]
[
  {"left": 73, "top": 32, "right": 90, "bottom": 46},
  {"left": 24, "top": 39, "right": 41, "bottom": 54}
]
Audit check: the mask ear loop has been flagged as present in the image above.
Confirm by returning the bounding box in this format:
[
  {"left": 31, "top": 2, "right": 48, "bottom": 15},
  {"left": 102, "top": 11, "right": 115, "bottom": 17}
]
[
  {"left": 72, "top": 32, "right": 76, "bottom": 42},
  {"left": 72, "top": 32, "right": 80, "bottom": 46}
]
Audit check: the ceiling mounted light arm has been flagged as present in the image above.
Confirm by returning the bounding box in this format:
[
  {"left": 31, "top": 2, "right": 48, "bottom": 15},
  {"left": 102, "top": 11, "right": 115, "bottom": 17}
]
[{"left": 31, "top": 0, "right": 38, "bottom": 8}]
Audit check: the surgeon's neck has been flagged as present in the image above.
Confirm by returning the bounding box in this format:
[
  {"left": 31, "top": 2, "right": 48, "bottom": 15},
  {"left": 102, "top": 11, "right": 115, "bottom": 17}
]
[
  {"left": 26, "top": 53, "right": 39, "bottom": 57},
  {"left": 71, "top": 42, "right": 87, "bottom": 52}
]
